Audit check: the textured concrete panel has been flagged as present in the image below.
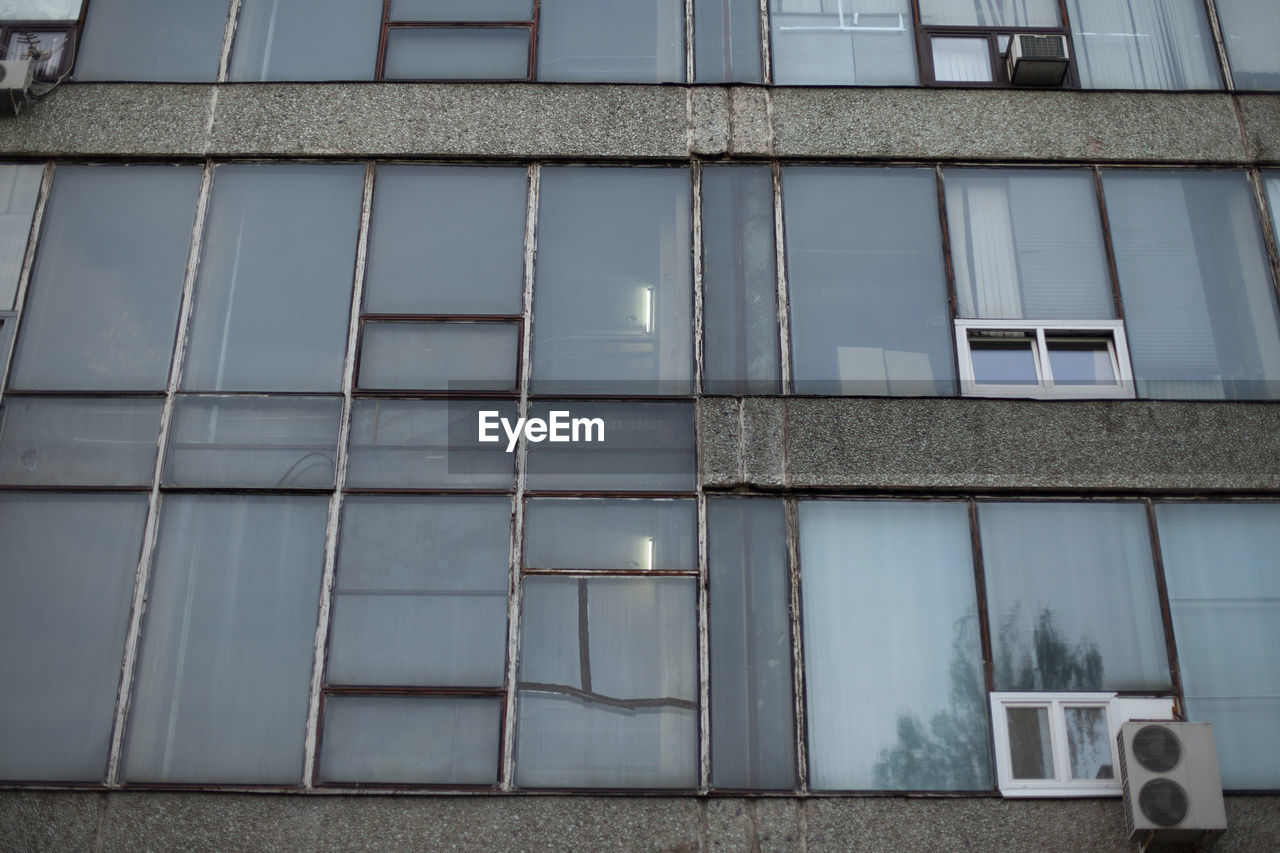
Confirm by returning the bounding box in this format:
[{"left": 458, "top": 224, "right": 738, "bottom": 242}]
[
  {"left": 729, "top": 88, "right": 772, "bottom": 156},
  {"left": 0, "top": 791, "right": 102, "bottom": 853},
  {"left": 209, "top": 84, "right": 691, "bottom": 159},
  {"left": 700, "top": 397, "right": 743, "bottom": 487},
  {"left": 776, "top": 398, "right": 1280, "bottom": 491},
  {"left": 741, "top": 398, "right": 786, "bottom": 487},
  {"left": 0, "top": 84, "right": 212, "bottom": 156},
  {"left": 770, "top": 89, "right": 1247, "bottom": 164},
  {"left": 690, "top": 88, "right": 730, "bottom": 156},
  {"left": 1239, "top": 94, "right": 1280, "bottom": 164}
]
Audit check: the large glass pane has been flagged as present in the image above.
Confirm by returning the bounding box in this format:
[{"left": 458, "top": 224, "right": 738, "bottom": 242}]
[
  {"left": 523, "top": 499, "right": 695, "bottom": 571},
  {"left": 702, "top": 166, "right": 780, "bottom": 394},
  {"left": 694, "top": 0, "right": 762, "bottom": 83},
  {"left": 346, "top": 399, "right": 517, "bottom": 489},
  {"left": 0, "top": 397, "right": 162, "bottom": 486},
  {"left": 363, "top": 166, "right": 526, "bottom": 315},
  {"left": 124, "top": 495, "right": 327, "bottom": 784},
  {"left": 10, "top": 165, "right": 198, "bottom": 391},
  {"left": 389, "top": 0, "right": 533, "bottom": 19},
  {"left": 980, "top": 502, "right": 1170, "bottom": 692},
  {"left": 1216, "top": 0, "right": 1280, "bottom": 90},
  {"left": 1065, "top": 0, "right": 1221, "bottom": 90},
  {"left": 384, "top": 28, "right": 531, "bottom": 80},
  {"left": 164, "top": 395, "right": 341, "bottom": 488},
  {"left": 799, "top": 501, "right": 991, "bottom": 790},
  {"left": 327, "top": 496, "right": 510, "bottom": 687},
  {"left": 709, "top": 499, "right": 795, "bottom": 790},
  {"left": 769, "top": 0, "right": 917, "bottom": 86},
  {"left": 918, "top": 0, "right": 1058, "bottom": 25},
  {"left": 533, "top": 168, "right": 692, "bottom": 395},
  {"left": 0, "top": 1, "right": 82, "bottom": 18},
  {"left": 182, "top": 164, "right": 363, "bottom": 392},
  {"left": 538, "top": 0, "right": 684, "bottom": 82},
  {"left": 784, "top": 167, "right": 954, "bottom": 395},
  {"left": 0, "top": 164, "right": 41, "bottom": 310},
  {"left": 0, "top": 494, "right": 146, "bottom": 781},
  {"left": 1103, "top": 171, "right": 1280, "bottom": 400},
  {"left": 1156, "top": 502, "right": 1280, "bottom": 789},
  {"left": 523, "top": 400, "right": 695, "bottom": 492},
  {"left": 516, "top": 576, "right": 698, "bottom": 788},
  {"left": 946, "top": 170, "right": 1114, "bottom": 320},
  {"left": 318, "top": 696, "right": 501, "bottom": 785},
  {"left": 75, "top": 0, "right": 227, "bottom": 81},
  {"left": 229, "top": 0, "right": 380, "bottom": 81},
  {"left": 358, "top": 322, "right": 520, "bottom": 391}
]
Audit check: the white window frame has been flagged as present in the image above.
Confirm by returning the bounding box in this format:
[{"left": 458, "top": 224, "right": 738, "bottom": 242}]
[
  {"left": 990, "top": 692, "right": 1175, "bottom": 797},
  {"left": 956, "top": 318, "right": 1135, "bottom": 399}
]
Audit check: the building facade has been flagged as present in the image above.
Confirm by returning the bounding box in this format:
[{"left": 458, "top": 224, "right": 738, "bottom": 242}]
[{"left": 1, "top": 1, "right": 1279, "bottom": 850}]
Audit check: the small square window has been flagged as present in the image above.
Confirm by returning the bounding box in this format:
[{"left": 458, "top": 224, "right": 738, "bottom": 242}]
[{"left": 956, "top": 319, "right": 1134, "bottom": 399}]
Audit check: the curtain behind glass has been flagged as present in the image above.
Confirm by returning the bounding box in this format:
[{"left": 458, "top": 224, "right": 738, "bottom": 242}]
[
  {"left": 1156, "top": 503, "right": 1280, "bottom": 789},
  {"left": 1103, "top": 171, "right": 1280, "bottom": 400},
  {"left": 980, "top": 502, "right": 1170, "bottom": 692},
  {"left": 1214, "top": 0, "right": 1280, "bottom": 90},
  {"left": 800, "top": 501, "right": 991, "bottom": 790},
  {"left": 770, "top": 0, "right": 918, "bottom": 85},
  {"left": 1066, "top": 0, "right": 1221, "bottom": 90},
  {"left": 946, "top": 170, "right": 1114, "bottom": 320}
]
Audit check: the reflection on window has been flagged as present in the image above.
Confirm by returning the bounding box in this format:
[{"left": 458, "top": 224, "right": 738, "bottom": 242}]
[
  {"left": 785, "top": 167, "right": 954, "bottom": 395},
  {"left": 799, "top": 501, "right": 991, "bottom": 791},
  {"left": 537, "top": 0, "right": 684, "bottom": 82},
  {"left": 0, "top": 397, "right": 162, "bottom": 486},
  {"left": 523, "top": 498, "right": 696, "bottom": 572},
  {"left": 918, "top": 0, "right": 1059, "bottom": 26},
  {"left": 75, "top": 0, "right": 228, "bottom": 81},
  {"left": 1065, "top": 0, "right": 1221, "bottom": 90},
  {"left": 1215, "top": 0, "right": 1280, "bottom": 90},
  {"left": 770, "top": 0, "right": 917, "bottom": 85},
  {"left": 0, "top": 0, "right": 82, "bottom": 18},
  {"left": 0, "top": 163, "right": 40, "bottom": 311},
  {"left": 1157, "top": 502, "right": 1280, "bottom": 789},
  {"left": 230, "top": 0, "right": 379, "bottom": 81},
  {"left": 694, "top": 0, "right": 761, "bottom": 83}
]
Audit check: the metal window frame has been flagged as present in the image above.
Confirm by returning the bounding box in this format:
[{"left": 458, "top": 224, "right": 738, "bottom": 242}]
[{"left": 376, "top": 0, "right": 541, "bottom": 81}]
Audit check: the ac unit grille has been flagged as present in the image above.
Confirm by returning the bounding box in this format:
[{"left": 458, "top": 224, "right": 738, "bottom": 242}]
[
  {"left": 1138, "top": 778, "right": 1190, "bottom": 827},
  {"left": 1019, "top": 35, "right": 1067, "bottom": 60},
  {"left": 1133, "top": 724, "right": 1182, "bottom": 772}
]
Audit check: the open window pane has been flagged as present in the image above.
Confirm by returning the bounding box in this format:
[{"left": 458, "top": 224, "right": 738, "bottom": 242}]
[
  {"left": 364, "top": 166, "right": 526, "bottom": 315},
  {"left": 389, "top": 0, "right": 533, "bottom": 20},
  {"left": 0, "top": 398, "right": 162, "bottom": 486},
  {"left": 327, "top": 496, "right": 510, "bottom": 687},
  {"left": 918, "top": 0, "right": 1058, "bottom": 25},
  {"left": 10, "top": 165, "right": 198, "bottom": 391},
  {"left": 124, "top": 495, "right": 327, "bottom": 784},
  {"left": 516, "top": 576, "right": 697, "bottom": 788},
  {"left": 1065, "top": 706, "right": 1113, "bottom": 780},
  {"left": 701, "top": 166, "right": 780, "bottom": 394},
  {"left": 1103, "top": 171, "right": 1280, "bottom": 400},
  {"left": 799, "top": 501, "right": 991, "bottom": 791},
  {"left": 694, "top": 0, "right": 762, "bottom": 83},
  {"left": 0, "top": 164, "right": 41, "bottom": 310},
  {"left": 533, "top": 168, "right": 692, "bottom": 394},
  {"left": 230, "top": 0, "right": 380, "bottom": 81},
  {"left": 76, "top": 0, "right": 227, "bottom": 81},
  {"left": 183, "top": 165, "right": 363, "bottom": 392},
  {"left": 785, "top": 167, "right": 954, "bottom": 395},
  {"left": 1215, "top": 0, "right": 1280, "bottom": 90},
  {"left": 931, "top": 37, "right": 992, "bottom": 83},
  {"left": 384, "top": 28, "right": 531, "bottom": 80},
  {"left": 523, "top": 498, "right": 696, "bottom": 572},
  {"left": 1007, "top": 707, "right": 1054, "bottom": 779},
  {"left": 1156, "top": 502, "right": 1280, "bottom": 789},
  {"left": 164, "top": 396, "right": 341, "bottom": 488},
  {"left": 1047, "top": 339, "right": 1116, "bottom": 385},
  {"left": 358, "top": 322, "right": 519, "bottom": 391},
  {"left": 537, "top": 0, "right": 684, "bottom": 82},
  {"left": 980, "top": 502, "right": 1171, "bottom": 692},
  {"left": 0, "top": 494, "right": 146, "bottom": 782},
  {"left": 945, "top": 170, "right": 1114, "bottom": 321},
  {"left": 1065, "top": 0, "right": 1221, "bottom": 90},
  {"left": 970, "top": 337, "right": 1038, "bottom": 384},
  {"left": 318, "top": 696, "right": 501, "bottom": 785},
  {"left": 346, "top": 399, "right": 517, "bottom": 490},
  {"left": 770, "top": 0, "right": 917, "bottom": 86},
  {"left": 709, "top": 499, "right": 795, "bottom": 790}
]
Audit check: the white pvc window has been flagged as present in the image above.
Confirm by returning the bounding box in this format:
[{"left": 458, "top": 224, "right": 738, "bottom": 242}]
[
  {"left": 991, "top": 693, "right": 1174, "bottom": 797},
  {"left": 956, "top": 319, "right": 1134, "bottom": 399}
]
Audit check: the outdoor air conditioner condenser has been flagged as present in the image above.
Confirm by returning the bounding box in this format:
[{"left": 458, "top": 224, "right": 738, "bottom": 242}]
[
  {"left": 1007, "top": 33, "right": 1070, "bottom": 86},
  {"left": 1118, "top": 721, "right": 1227, "bottom": 851},
  {"left": 0, "top": 59, "right": 34, "bottom": 115}
]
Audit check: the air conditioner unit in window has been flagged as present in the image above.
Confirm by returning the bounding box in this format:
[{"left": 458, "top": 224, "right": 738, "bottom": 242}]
[
  {"left": 1118, "top": 722, "right": 1226, "bottom": 852},
  {"left": 0, "top": 59, "right": 34, "bottom": 115},
  {"left": 1007, "top": 33, "right": 1069, "bottom": 86}
]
